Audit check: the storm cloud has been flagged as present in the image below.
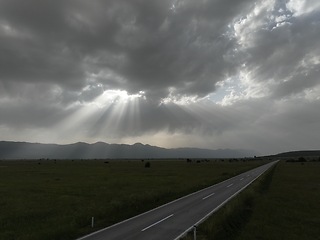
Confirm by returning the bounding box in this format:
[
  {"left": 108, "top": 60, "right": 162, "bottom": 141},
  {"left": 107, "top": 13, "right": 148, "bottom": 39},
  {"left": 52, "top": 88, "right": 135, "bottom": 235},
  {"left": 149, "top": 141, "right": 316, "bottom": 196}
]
[{"left": 1, "top": 0, "right": 319, "bottom": 155}]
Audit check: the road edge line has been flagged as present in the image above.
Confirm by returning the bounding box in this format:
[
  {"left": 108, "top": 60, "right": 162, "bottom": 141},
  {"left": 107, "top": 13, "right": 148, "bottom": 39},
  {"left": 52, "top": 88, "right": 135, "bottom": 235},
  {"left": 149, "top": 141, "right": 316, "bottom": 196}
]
[
  {"left": 173, "top": 160, "right": 279, "bottom": 240},
  {"left": 76, "top": 161, "right": 276, "bottom": 240}
]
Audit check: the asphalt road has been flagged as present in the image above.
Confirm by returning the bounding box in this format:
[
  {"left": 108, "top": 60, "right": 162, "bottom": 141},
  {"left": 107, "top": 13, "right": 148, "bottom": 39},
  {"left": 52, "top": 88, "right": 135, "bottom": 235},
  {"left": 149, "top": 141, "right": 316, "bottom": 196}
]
[{"left": 77, "top": 160, "right": 278, "bottom": 240}]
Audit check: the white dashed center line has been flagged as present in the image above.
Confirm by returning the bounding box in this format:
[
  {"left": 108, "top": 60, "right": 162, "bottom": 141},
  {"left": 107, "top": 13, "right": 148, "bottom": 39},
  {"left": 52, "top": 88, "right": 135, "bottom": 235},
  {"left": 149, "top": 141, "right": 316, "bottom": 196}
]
[
  {"left": 202, "top": 192, "right": 215, "bottom": 200},
  {"left": 227, "top": 184, "right": 233, "bottom": 188},
  {"left": 141, "top": 214, "right": 174, "bottom": 232}
]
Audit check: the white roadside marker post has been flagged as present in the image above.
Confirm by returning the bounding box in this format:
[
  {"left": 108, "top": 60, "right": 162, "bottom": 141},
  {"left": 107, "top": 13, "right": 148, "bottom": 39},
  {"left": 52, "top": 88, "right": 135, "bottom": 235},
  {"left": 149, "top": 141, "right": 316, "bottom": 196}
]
[
  {"left": 92, "top": 217, "right": 94, "bottom": 228},
  {"left": 194, "top": 225, "right": 197, "bottom": 240}
]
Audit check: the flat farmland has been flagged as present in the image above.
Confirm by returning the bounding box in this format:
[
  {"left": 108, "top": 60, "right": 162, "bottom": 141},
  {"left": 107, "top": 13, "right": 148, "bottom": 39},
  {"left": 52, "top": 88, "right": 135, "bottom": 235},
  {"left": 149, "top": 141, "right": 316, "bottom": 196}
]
[{"left": 0, "top": 159, "right": 266, "bottom": 240}]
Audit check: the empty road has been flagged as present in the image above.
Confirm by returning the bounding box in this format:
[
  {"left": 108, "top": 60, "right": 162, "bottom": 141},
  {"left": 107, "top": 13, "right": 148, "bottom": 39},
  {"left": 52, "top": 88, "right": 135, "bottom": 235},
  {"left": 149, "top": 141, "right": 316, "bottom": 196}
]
[{"left": 77, "top": 160, "right": 278, "bottom": 240}]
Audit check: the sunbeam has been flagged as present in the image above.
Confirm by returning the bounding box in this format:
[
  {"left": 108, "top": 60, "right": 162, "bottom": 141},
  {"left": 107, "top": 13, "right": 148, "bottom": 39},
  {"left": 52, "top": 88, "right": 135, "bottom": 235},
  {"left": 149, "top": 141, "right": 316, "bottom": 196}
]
[{"left": 51, "top": 90, "right": 144, "bottom": 143}]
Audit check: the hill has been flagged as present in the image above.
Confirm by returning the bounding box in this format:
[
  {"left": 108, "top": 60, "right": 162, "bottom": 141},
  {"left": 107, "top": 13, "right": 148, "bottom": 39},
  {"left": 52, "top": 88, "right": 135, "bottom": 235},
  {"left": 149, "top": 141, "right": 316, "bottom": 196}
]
[
  {"left": 268, "top": 150, "right": 320, "bottom": 158},
  {"left": 0, "top": 141, "right": 258, "bottom": 159}
]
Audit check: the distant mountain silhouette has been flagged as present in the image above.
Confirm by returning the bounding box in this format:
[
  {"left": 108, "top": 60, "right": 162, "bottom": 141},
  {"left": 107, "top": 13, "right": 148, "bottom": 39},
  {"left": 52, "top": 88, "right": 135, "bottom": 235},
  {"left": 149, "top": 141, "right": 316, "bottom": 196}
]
[{"left": 0, "top": 141, "right": 259, "bottom": 159}]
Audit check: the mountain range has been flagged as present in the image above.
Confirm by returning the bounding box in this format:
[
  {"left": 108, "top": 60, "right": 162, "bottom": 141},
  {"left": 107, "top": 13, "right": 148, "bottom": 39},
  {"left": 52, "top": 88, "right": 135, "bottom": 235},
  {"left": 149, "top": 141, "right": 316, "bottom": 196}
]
[{"left": 0, "top": 141, "right": 259, "bottom": 159}]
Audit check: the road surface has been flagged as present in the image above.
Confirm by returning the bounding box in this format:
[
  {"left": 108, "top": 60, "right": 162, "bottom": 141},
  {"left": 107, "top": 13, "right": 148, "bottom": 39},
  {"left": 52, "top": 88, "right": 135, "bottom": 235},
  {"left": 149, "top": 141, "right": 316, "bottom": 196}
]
[{"left": 77, "top": 160, "right": 278, "bottom": 240}]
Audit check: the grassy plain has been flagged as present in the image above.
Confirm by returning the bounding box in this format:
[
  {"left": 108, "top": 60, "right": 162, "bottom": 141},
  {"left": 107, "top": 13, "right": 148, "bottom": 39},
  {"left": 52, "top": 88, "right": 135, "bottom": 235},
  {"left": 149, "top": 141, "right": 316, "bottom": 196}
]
[
  {"left": 0, "top": 159, "right": 266, "bottom": 240},
  {"left": 183, "top": 160, "right": 320, "bottom": 240},
  {"left": 237, "top": 161, "right": 320, "bottom": 240}
]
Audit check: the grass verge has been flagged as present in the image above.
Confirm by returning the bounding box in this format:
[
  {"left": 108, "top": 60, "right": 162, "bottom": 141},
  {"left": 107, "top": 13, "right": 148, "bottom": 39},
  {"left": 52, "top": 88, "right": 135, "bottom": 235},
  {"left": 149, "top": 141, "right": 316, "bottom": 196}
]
[
  {"left": 183, "top": 160, "right": 320, "bottom": 240},
  {"left": 182, "top": 161, "right": 277, "bottom": 240},
  {"left": 236, "top": 161, "right": 320, "bottom": 240}
]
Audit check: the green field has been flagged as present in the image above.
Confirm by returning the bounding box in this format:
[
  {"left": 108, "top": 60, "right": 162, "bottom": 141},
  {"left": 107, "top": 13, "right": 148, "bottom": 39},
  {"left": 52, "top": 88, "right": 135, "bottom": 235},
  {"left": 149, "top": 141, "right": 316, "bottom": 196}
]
[
  {"left": 237, "top": 161, "right": 320, "bottom": 240},
  {"left": 0, "top": 159, "right": 266, "bottom": 240},
  {"left": 183, "top": 160, "right": 320, "bottom": 240}
]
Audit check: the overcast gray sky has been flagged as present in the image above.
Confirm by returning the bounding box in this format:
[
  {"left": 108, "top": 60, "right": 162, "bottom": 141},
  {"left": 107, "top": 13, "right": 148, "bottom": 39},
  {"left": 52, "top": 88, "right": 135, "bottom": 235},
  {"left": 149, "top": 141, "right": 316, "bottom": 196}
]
[{"left": 1, "top": 0, "right": 319, "bottom": 155}]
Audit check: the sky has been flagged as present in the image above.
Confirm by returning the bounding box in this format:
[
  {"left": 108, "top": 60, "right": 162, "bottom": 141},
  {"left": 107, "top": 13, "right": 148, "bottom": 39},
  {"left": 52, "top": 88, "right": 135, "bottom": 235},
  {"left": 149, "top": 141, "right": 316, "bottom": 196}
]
[{"left": 0, "top": 0, "right": 319, "bottom": 155}]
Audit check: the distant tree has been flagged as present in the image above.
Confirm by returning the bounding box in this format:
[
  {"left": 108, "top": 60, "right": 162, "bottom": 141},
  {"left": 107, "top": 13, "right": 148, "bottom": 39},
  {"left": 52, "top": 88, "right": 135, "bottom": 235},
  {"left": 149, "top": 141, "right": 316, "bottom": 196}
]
[
  {"left": 145, "top": 162, "right": 150, "bottom": 168},
  {"left": 298, "top": 157, "right": 307, "bottom": 162}
]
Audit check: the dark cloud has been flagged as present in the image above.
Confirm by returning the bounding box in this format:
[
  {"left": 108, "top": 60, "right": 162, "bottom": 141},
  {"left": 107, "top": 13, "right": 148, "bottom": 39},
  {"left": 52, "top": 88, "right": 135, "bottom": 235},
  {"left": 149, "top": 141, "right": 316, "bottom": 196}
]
[
  {"left": 0, "top": 0, "right": 320, "bottom": 155},
  {"left": 0, "top": 0, "right": 258, "bottom": 102}
]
